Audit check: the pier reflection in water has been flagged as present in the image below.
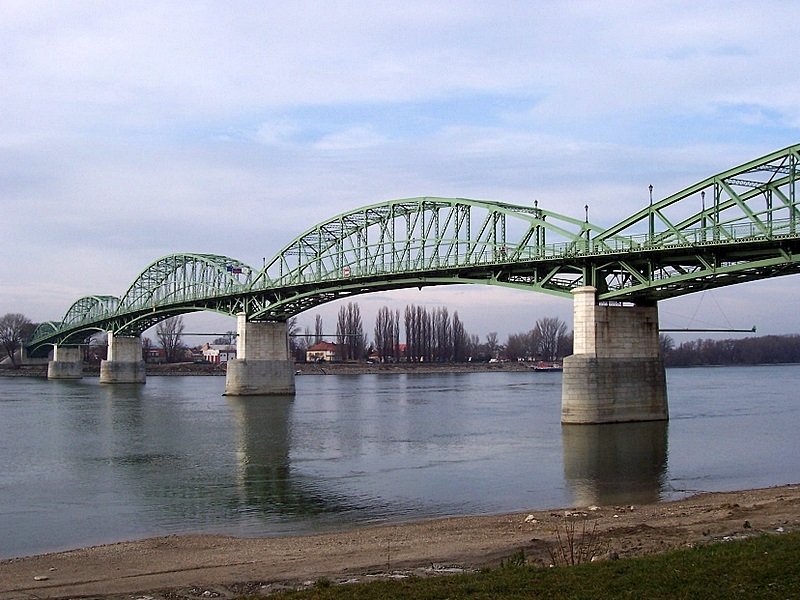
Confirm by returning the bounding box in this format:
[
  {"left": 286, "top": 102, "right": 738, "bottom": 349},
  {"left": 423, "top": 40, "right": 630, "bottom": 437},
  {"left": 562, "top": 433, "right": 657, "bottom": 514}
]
[
  {"left": 228, "top": 396, "right": 293, "bottom": 510},
  {"left": 562, "top": 421, "right": 669, "bottom": 506},
  {"left": 227, "top": 396, "right": 364, "bottom": 519}
]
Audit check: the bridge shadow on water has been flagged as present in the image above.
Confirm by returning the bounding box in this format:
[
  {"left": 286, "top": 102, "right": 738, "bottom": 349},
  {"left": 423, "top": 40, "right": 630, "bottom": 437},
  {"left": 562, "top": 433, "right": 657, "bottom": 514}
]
[{"left": 562, "top": 421, "right": 669, "bottom": 507}]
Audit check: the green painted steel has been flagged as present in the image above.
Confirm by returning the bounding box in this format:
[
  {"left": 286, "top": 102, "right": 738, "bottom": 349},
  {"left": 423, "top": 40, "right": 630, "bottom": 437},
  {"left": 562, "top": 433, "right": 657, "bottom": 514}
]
[{"left": 26, "top": 144, "right": 800, "bottom": 356}]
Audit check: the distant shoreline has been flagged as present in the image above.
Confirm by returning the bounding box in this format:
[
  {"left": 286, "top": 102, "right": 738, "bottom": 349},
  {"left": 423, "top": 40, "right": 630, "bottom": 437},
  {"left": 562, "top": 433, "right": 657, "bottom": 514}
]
[
  {"left": 5, "top": 360, "right": 800, "bottom": 379},
  {"left": 0, "top": 361, "right": 542, "bottom": 378}
]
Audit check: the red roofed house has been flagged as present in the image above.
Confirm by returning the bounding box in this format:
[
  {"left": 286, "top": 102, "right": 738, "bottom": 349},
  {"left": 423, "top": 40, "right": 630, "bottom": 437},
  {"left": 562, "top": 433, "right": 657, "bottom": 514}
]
[{"left": 306, "top": 341, "right": 337, "bottom": 362}]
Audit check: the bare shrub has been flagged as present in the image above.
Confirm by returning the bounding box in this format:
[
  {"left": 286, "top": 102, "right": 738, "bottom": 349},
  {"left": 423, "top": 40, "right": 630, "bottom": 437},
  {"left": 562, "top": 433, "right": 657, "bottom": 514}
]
[{"left": 547, "top": 514, "right": 605, "bottom": 566}]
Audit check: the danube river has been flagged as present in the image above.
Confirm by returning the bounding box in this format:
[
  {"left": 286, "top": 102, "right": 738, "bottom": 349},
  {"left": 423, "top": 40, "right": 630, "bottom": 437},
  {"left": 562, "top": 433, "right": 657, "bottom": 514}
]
[{"left": 1, "top": 365, "right": 799, "bottom": 559}]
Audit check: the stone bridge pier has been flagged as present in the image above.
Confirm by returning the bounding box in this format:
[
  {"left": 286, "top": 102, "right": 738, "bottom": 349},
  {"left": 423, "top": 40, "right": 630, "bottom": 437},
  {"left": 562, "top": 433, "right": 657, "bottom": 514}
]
[
  {"left": 561, "top": 286, "right": 668, "bottom": 424},
  {"left": 224, "top": 314, "right": 295, "bottom": 396},
  {"left": 47, "top": 345, "right": 83, "bottom": 379},
  {"left": 100, "top": 333, "right": 146, "bottom": 384}
]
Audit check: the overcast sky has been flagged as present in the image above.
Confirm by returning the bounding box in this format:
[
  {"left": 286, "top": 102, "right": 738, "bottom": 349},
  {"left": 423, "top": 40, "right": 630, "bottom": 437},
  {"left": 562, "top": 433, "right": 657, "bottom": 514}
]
[{"left": 2, "top": 1, "right": 800, "bottom": 343}]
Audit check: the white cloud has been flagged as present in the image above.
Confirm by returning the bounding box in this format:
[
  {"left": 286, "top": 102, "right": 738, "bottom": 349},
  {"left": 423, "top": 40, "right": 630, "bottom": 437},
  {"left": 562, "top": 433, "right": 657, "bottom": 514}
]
[{"left": 313, "top": 126, "right": 386, "bottom": 150}]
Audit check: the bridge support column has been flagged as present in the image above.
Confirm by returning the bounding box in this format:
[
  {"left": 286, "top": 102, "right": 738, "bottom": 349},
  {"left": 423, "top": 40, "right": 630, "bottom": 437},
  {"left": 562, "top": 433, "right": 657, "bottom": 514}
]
[
  {"left": 561, "top": 286, "right": 668, "bottom": 424},
  {"left": 224, "top": 315, "right": 295, "bottom": 396},
  {"left": 99, "top": 333, "right": 146, "bottom": 384},
  {"left": 47, "top": 345, "right": 83, "bottom": 379}
]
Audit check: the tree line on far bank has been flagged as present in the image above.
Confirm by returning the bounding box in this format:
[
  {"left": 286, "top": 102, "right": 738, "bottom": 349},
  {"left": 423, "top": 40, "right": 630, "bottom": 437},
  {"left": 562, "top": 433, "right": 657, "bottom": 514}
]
[
  {"left": 7, "top": 306, "right": 800, "bottom": 369},
  {"left": 291, "top": 302, "right": 573, "bottom": 364},
  {"left": 661, "top": 333, "right": 800, "bottom": 367}
]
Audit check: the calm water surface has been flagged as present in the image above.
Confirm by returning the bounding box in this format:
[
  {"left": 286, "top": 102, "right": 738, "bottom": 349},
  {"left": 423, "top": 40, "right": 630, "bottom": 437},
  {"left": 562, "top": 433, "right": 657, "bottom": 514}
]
[{"left": 1, "top": 366, "right": 799, "bottom": 559}]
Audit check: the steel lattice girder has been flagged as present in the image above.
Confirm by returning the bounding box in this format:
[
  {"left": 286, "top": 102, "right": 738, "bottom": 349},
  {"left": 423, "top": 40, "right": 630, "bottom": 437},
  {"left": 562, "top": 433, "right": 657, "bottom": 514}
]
[
  {"left": 26, "top": 144, "right": 800, "bottom": 354},
  {"left": 117, "top": 253, "right": 253, "bottom": 313},
  {"left": 61, "top": 295, "right": 120, "bottom": 328},
  {"left": 597, "top": 143, "right": 800, "bottom": 248},
  {"left": 251, "top": 197, "right": 604, "bottom": 289}
]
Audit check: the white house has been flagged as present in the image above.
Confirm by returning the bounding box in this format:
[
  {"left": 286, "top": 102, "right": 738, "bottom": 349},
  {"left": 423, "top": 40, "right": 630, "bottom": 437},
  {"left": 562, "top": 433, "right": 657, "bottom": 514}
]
[{"left": 202, "top": 343, "right": 236, "bottom": 364}]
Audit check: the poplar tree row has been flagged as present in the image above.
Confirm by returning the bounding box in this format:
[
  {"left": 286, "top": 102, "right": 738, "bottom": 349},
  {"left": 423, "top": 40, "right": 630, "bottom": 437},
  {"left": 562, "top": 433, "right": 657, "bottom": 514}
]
[
  {"left": 398, "top": 305, "right": 473, "bottom": 363},
  {"left": 293, "top": 302, "right": 478, "bottom": 363},
  {"left": 292, "top": 302, "right": 572, "bottom": 363}
]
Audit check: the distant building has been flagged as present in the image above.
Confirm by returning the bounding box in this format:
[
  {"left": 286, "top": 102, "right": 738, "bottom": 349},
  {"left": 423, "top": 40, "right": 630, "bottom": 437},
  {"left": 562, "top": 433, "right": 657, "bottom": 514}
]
[
  {"left": 144, "top": 347, "right": 166, "bottom": 364},
  {"left": 306, "top": 341, "right": 337, "bottom": 362},
  {"left": 201, "top": 343, "right": 236, "bottom": 364}
]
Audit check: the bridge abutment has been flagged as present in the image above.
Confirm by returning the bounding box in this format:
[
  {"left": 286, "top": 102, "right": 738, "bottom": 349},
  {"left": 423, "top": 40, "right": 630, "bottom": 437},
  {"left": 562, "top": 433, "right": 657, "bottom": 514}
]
[
  {"left": 224, "top": 315, "right": 295, "bottom": 396},
  {"left": 561, "top": 286, "right": 668, "bottom": 424},
  {"left": 99, "top": 333, "right": 146, "bottom": 384},
  {"left": 47, "top": 345, "right": 83, "bottom": 379}
]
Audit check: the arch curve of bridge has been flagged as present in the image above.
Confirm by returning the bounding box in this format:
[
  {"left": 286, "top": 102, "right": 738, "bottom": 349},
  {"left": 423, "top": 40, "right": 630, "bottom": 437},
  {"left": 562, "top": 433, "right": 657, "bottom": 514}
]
[
  {"left": 117, "top": 252, "right": 253, "bottom": 314},
  {"left": 94, "top": 252, "right": 256, "bottom": 336},
  {"left": 246, "top": 196, "right": 604, "bottom": 318},
  {"left": 252, "top": 197, "right": 604, "bottom": 290},
  {"left": 62, "top": 295, "right": 120, "bottom": 328}
]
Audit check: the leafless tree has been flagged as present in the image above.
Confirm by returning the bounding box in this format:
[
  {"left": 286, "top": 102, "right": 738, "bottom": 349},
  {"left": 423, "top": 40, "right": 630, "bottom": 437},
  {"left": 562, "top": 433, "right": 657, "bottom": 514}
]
[
  {"left": 212, "top": 331, "right": 235, "bottom": 345},
  {"left": 452, "top": 311, "right": 470, "bottom": 362},
  {"left": 432, "top": 307, "right": 452, "bottom": 362},
  {"left": 156, "top": 316, "right": 185, "bottom": 363},
  {"left": 505, "top": 332, "right": 529, "bottom": 361},
  {"left": 659, "top": 334, "right": 674, "bottom": 358},
  {"left": 535, "top": 317, "right": 568, "bottom": 361},
  {"left": 293, "top": 326, "right": 311, "bottom": 362},
  {"left": 374, "top": 306, "right": 400, "bottom": 362},
  {"left": 557, "top": 330, "right": 573, "bottom": 359},
  {"left": 286, "top": 316, "right": 299, "bottom": 356},
  {"left": 336, "top": 302, "right": 366, "bottom": 360},
  {"left": 403, "top": 305, "right": 418, "bottom": 362},
  {"left": 314, "top": 314, "right": 324, "bottom": 344},
  {"left": 0, "top": 313, "right": 33, "bottom": 368},
  {"left": 404, "top": 304, "right": 433, "bottom": 362},
  {"left": 86, "top": 332, "right": 108, "bottom": 363},
  {"left": 141, "top": 336, "right": 153, "bottom": 361},
  {"left": 485, "top": 331, "right": 500, "bottom": 359}
]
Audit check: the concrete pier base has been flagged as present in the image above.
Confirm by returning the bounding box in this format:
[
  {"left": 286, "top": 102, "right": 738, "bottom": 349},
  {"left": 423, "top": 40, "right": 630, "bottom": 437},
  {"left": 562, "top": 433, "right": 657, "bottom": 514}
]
[
  {"left": 224, "top": 316, "right": 295, "bottom": 396},
  {"left": 225, "top": 360, "right": 296, "bottom": 395},
  {"left": 100, "top": 334, "right": 145, "bottom": 384},
  {"left": 561, "top": 286, "right": 668, "bottom": 424},
  {"left": 47, "top": 345, "right": 83, "bottom": 379}
]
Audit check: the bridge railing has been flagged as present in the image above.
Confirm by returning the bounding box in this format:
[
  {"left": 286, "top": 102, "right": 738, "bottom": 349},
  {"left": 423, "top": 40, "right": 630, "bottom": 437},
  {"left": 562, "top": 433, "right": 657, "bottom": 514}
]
[{"left": 592, "top": 216, "right": 798, "bottom": 253}]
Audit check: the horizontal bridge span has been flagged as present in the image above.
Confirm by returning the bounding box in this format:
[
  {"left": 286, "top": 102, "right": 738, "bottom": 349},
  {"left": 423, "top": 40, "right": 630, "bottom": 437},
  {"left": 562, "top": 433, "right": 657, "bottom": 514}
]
[{"left": 27, "top": 144, "right": 800, "bottom": 353}]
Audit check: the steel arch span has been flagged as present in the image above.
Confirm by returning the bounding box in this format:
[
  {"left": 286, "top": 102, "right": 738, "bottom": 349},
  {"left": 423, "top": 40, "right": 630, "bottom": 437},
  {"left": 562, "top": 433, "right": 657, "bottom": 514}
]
[
  {"left": 26, "top": 143, "right": 800, "bottom": 355},
  {"left": 243, "top": 196, "right": 607, "bottom": 319}
]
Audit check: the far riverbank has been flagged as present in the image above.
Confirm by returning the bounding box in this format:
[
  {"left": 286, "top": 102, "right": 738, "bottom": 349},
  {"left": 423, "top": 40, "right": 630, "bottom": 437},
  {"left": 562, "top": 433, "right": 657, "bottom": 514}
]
[{"left": 0, "top": 360, "right": 542, "bottom": 378}]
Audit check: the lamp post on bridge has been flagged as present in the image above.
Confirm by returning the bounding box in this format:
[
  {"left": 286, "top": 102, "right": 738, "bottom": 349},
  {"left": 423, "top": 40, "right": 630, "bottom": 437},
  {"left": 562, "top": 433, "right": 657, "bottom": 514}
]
[
  {"left": 701, "top": 190, "right": 706, "bottom": 243},
  {"left": 648, "top": 184, "right": 654, "bottom": 243},
  {"left": 584, "top": 204, "right": 590, "bottom": 252}
]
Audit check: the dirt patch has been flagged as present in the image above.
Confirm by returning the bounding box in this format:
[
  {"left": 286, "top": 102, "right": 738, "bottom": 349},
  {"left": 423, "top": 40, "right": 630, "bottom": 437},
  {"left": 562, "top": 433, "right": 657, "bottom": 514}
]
[{"left": 2, "top": 484, "right": 798, "bottom": 599}]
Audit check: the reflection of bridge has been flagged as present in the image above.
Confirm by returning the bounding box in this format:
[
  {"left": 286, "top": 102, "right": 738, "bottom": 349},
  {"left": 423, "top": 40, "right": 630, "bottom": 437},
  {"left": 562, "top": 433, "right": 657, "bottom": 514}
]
[{"left": 28, "top": 144, "right": 800, "bottom": 423}]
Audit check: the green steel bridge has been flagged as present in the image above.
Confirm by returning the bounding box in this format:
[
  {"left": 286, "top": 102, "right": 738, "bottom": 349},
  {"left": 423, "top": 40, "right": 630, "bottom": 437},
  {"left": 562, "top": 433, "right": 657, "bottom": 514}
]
[{"left": 27, "top": 143, "right": 800, "bottom": 357}]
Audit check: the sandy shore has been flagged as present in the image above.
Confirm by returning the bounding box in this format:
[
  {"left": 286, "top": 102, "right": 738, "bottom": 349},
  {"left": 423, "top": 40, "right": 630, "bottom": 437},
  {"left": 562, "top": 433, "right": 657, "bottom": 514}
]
[{"left": 2, "top": 484, "right": 799, "bottom": 599}]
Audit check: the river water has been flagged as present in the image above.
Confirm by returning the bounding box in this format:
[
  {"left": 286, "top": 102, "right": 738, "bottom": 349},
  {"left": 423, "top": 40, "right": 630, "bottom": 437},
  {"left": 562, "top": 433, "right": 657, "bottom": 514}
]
[{"left": 1, "top": 365, "right": 799, "bottom": 559}]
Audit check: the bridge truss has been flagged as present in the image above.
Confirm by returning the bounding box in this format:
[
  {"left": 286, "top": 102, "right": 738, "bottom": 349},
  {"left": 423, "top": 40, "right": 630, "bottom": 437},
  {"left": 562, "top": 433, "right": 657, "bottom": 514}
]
[{"left": 28, "top": 143, "right": 800, "bottom": 355}]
